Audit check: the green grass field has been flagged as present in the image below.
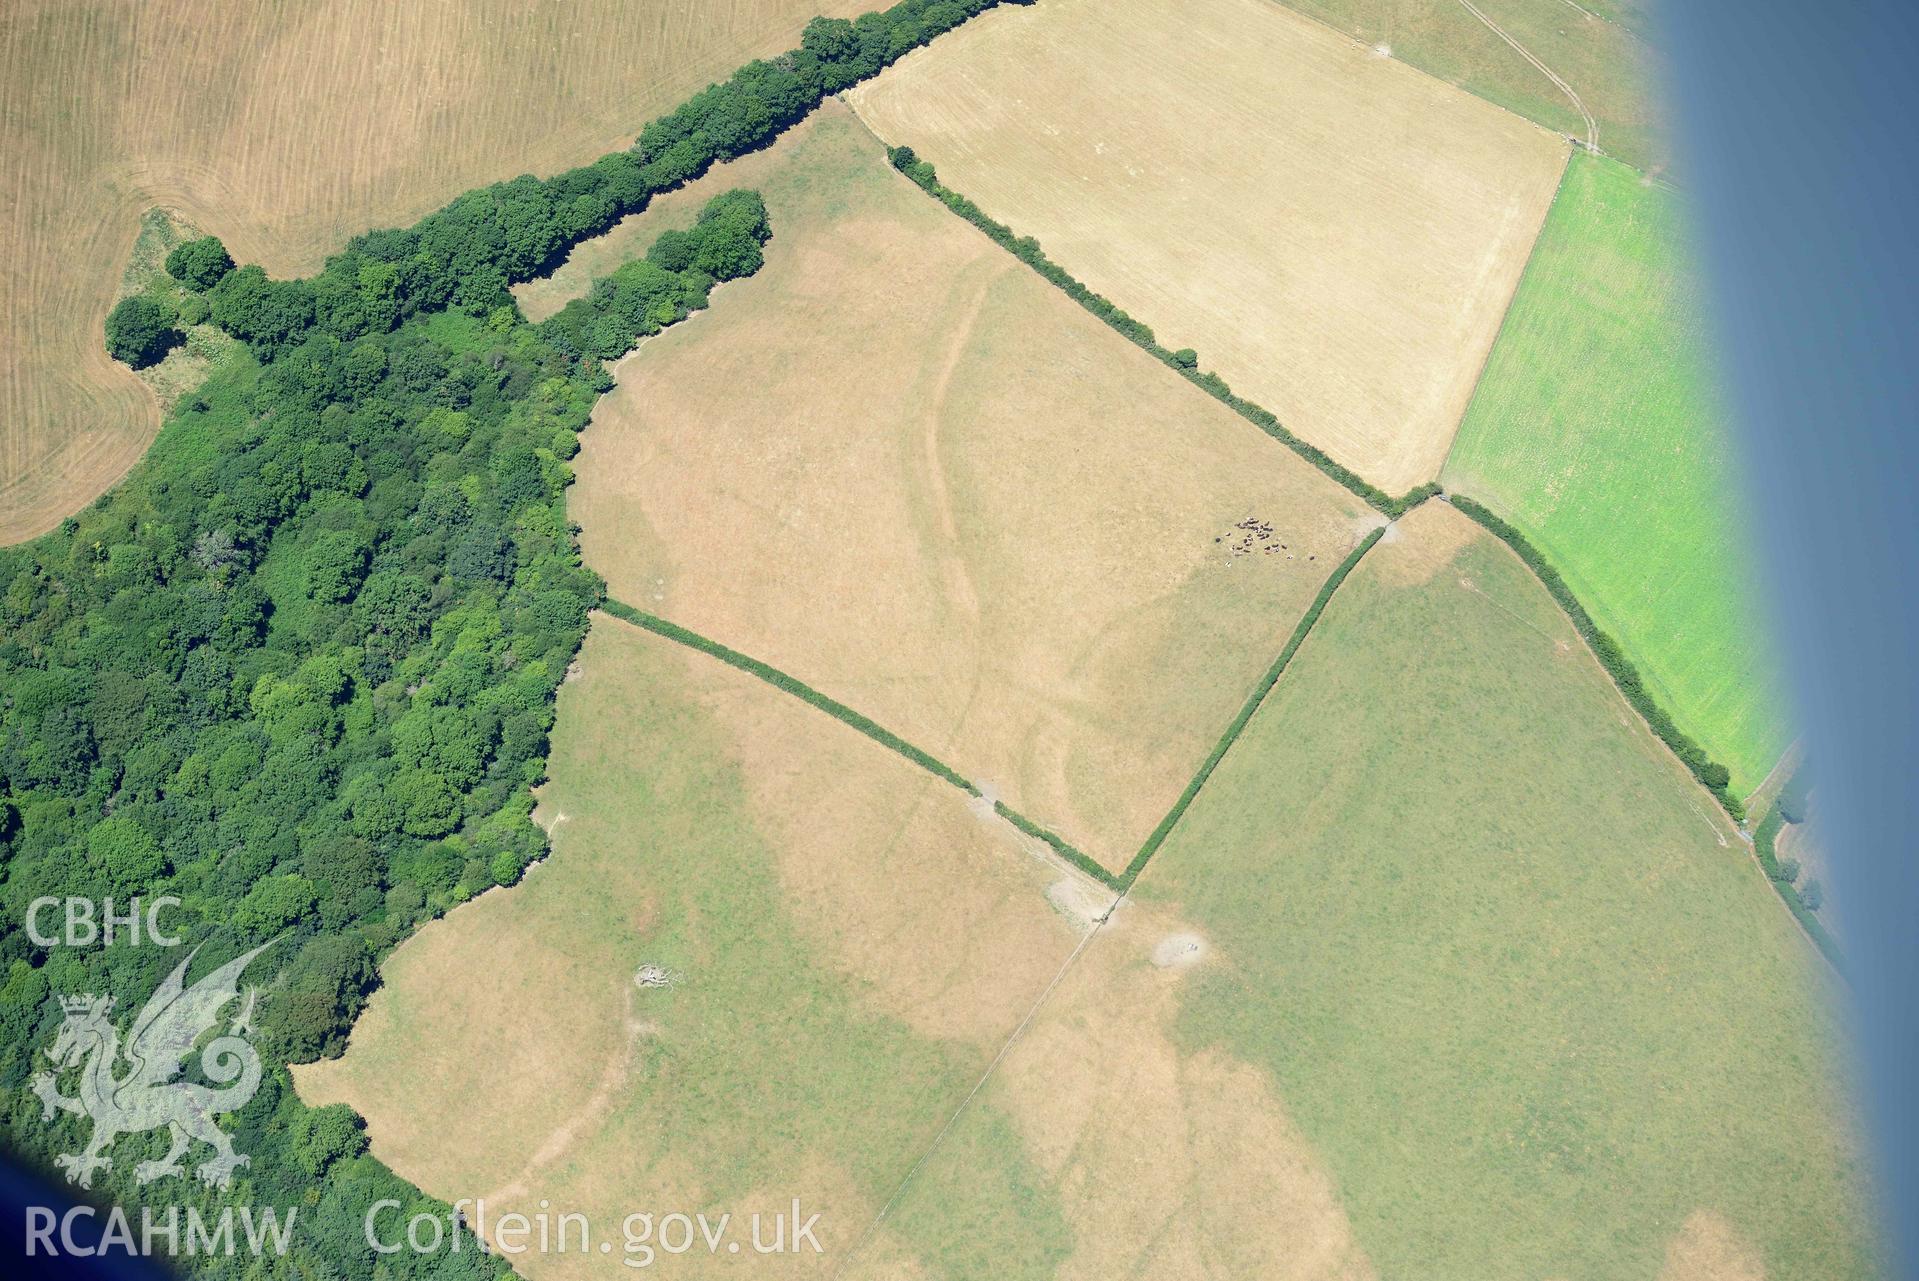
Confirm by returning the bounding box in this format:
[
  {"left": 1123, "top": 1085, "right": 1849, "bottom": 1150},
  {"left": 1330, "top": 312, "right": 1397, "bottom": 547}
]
[
  {"left": 1135, "top": 507, "right": 1875, "bottom": 1279},
  {"left": 1276, "top": 0, "right": 1666, "bottom": 171},
  {"left": 1443, "top": 153, "right": 1788, "bottom": 796}
]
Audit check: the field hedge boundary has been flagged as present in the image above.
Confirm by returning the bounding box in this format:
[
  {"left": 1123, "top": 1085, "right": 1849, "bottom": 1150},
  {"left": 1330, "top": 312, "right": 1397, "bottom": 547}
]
[
  {"left": 879, "top": 145, "right": 1439, "bottom": 518},
  {"left": 1117, "top": 527, "right": 1385, "bottom": 889},
  {"left": 1447, "top": 494, "right": 1745, "bottom": 820},
  {"left": 869, "top": 144, "right": 1752, "bottom": 866},
  {"left": 608, "top": 518, "right": 1379, "bottom": 896},
  {"left": 1751, "top": 769, "right": 1843, "bottom": 969},
  {"left": 600, "top": 599, "right": 1118, "bottom": 886}
]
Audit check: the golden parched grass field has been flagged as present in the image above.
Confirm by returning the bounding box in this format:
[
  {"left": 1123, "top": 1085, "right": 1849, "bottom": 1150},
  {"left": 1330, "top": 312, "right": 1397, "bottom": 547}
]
[
  {"left": 564, "top": 102, "right": 1373, "bottom": 874},
  {"left": 0, "top": 0, "right": 863, "bottom": 544},
  {"left": 298, "top": 616, "right": 1095, "bottom": 1279},
  {"left": 845, "top": 0, "right": 1569, "bottom": 495},
  {"left": 1280, "top": 0, "right": 1670, "bottom": 174},
  {"left": 843, "top": 893, "right": 1380, "bottom": 1281}
]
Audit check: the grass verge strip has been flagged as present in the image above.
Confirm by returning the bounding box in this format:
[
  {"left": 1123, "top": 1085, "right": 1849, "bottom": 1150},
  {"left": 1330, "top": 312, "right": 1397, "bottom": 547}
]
[
  {"left": 1447, "top": 494, "right": 1744, "bottom": 820},
  {"left": 601, "top": 598, "right": 1118, "bottom": 887},
  {"left": 1116, "top": 526, "right": 1385, "bottom": 890},
  {"left": 876, "top": 141, "right": 1439, "bottom": 518}
]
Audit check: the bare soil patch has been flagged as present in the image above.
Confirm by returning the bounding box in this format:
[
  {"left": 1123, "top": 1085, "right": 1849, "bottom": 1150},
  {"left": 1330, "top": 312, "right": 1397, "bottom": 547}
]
[
  {"left": 1150, "top": 931, "right": 1208, "bottom": 969},
  {"left": 1660, "top": 1210, "right": 1767, "bottom": 1281}
]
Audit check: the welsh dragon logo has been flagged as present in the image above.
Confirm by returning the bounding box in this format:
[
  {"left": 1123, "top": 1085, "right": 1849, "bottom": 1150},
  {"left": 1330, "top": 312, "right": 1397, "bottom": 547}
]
[{"left": 31, "top": 941, "right": 276, "bottom": 1190}]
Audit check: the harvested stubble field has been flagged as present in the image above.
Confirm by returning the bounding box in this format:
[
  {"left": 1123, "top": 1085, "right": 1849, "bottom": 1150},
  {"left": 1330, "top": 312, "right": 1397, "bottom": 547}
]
[
  {"left": 1278, "top": 0, "right": 1669, "bottom": 172},
  {"left": 298, "top": 617, "right": 1094, "bottom": 1279},
  {"left": 0, "top": 0, "right": 862, "bottom": 543},
  {"left": 566, "top": 102, "right": 1372, "bottom": 874},
  {"left": 844, "top": 0, "right": 1567, "bottom": 495},
  {"left": 1443, "top": 153, "right": 1788, "bottom": 796},
  {"left": 1118, "top": 502, "right": 1873, "bottom": 1280}
]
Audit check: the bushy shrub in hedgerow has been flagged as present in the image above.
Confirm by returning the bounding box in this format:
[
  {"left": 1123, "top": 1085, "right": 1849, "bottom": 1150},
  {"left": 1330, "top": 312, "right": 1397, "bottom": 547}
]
[
  {"left": 165, "top": 234, "right": 236, "bottom": 290},
  {"left": 1778, "top": 769, "right": 1812, "bottom": 824},
  {"left": 104, "top": 295, "right": 182, "bottom": 368}
]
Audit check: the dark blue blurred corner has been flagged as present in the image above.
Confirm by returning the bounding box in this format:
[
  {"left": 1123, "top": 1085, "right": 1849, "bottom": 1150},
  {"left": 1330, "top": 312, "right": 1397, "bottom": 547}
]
[
  {"left": 1, "top": 1161, "right": 171, "bottom": 1279},
  {"left": 1659, "top": 0, "right": 1919, "bottom": 1274}
]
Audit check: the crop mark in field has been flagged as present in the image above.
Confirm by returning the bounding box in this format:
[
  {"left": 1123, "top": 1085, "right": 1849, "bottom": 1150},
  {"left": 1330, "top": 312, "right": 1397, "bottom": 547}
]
[
  {"left": 861, "top": 110, "right": 1464, "bottom": 517},
  {"left": 1456, "top": 566, "right": 1567, "bottom": 649},
  {"left": 829, "top": 912, "right": 1110, "bottom": 1279},
  {"left": 1443, "top": 571, "right": 1742, "bottom": 832},
  {"left": 1687, "top": 797, "right": 1731, "bottom": 848},
  {"left": 478, "top": 984, "right": 655, "bottom": 1208},
  {"left": 919, "top": 262, "right": 1005, "bottom": 625},
  {"left": 1474, "top": 530, "right": 1720, "bottom": 818},
  {"left": 601, "top": 517, "right": 1394, "bottom": 1237},
  {"left": 848, "top": 0, "right": 1565, "bottom": 498}
]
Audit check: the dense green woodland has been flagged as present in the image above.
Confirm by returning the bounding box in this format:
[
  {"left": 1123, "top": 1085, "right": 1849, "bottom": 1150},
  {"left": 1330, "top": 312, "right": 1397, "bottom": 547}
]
[{"left": 0, "top": 3, "right": 1015, "bottom": 1274}]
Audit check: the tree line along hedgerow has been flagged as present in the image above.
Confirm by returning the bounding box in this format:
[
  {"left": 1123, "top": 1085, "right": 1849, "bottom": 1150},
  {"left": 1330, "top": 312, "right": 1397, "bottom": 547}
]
[
  {"left": 879, "top": 145, "right": 1757, "bottom": 855},
  {"left": 1447, "top": 494, "right": 1745, "bottom": 818},
  {"left": 606, "top": 529, "right": 1392, "bottom": 897},
  {"left": 115, "top": 1, "right": 1031, "bottom": 370},
  {"left": 1750, "top": 766, "right": 1841, "bottom": 969}
]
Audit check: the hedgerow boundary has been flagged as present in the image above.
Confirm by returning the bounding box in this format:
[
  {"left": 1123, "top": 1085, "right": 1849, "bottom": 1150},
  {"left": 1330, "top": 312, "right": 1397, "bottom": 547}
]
[
  {"left": 1446, "top": 494, "right": 1745, "bottom": 819},
  {"left": 0, "top": 7, "right": 1034, "bottom": 1266},
  {"left": 606, "top": 528, "right": 1382, "bottom": 896},
  {"left": 827, "top": 526, "right": 1388, "bottom": 1279},
  {"left": 157, "top": 1, "right": 1035, "bottom": 370},
  {"left": 606, "top": 523, "right": 1384, "bottom": 895},
  {"left": 874, "top": 142, "right": 1440, "bottom": 518},
  {"left": 599, "top": 598, "right": 1116, "bottom": 887},
  {"left": 867, "top": 136, "right": 1754, "bottom": 836},
  {"left": 1449, "top": 495, "right": 1836, "bottom": 963},
  {"left": 1117, "top": 527, "right": 1384, "bottom": 889}
]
